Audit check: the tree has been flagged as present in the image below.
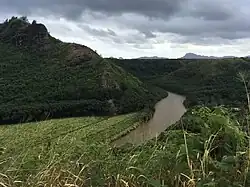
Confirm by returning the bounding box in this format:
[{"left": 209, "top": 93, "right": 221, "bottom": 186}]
[{"left": 20, "top": 16, "right": 29, "bottom": 23}]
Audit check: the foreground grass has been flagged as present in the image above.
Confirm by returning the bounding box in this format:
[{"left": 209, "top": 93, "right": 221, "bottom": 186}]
[
  {"left": 1, "top": 107, "right": 250, "bottom": 187},
  {"left": 0, "top": 113, "right": 141, "bottom": 186}
]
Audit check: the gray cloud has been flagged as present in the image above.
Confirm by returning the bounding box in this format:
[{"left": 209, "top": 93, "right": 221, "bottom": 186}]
[
  {"left": 133, "top": 43, "right": 153, "bottom": 49},
  {"left": 1, "top": 0, "right": 186, "bottom": 20},
  {"left": 1, "top": 0, "right": 250, "bottom": 47},
  {"left": 127, "top": 15, "right": 250, "bottom": 41},
  {"left": 186, "top": 0, "right": 234, "bottom": 21},
  {"left": 79, "top": 25, "right": 117, "bottom": 37},
  {"left": 76, "top": 24, "right": 152, "bottom": 45},
  {"left": 141, "top": 30, "right": 156, "bottom": 39},
  {"left": 101, "top": 0, "right": 250, "bottom": 45}
]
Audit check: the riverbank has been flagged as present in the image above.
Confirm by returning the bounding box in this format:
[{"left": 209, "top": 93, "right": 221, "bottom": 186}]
[{"left": 113, "top": 92, "right": 186, "bottom": 146}]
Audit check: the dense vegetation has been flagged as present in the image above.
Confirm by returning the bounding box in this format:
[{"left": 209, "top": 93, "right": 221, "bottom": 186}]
[
  {"left": 1, "top": 106, "right": 249, "bottom": 187},
  {"left": 2, "top": 16, "right": 250, "bottom": 187},
  {"left": 111, "top": 58, "right": 250, "bottom": 107},
  {"left": 0, "top": 17, "right": 167, "bottom": 124}
]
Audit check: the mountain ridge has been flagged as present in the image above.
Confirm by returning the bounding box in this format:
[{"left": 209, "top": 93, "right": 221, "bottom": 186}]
[
  {"left": 181, "top": 53, "right": 236, "bottom": 59},
  {"left": 137, "top": 56, "right": 168, "bottom": 59}
]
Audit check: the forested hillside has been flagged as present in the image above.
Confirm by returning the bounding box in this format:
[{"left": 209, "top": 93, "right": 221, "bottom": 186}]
[
  {"left": 0, "top": 17, "right": 167, "bottom": 124},
  {"left": 111, "top": 57, "right": 250, "bottom": 107}
]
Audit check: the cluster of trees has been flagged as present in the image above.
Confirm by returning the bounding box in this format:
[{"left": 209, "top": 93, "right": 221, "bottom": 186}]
[
  {"left": 0, "top": 100, "right": 111, "bottom": 125},
  {"left": 0, "top": 16, "right": 49, "bottom": 48}
]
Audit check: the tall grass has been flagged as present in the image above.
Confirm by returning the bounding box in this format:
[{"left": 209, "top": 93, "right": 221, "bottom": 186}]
[
  {"left": 175, "top": 72, "right": 250, "bottom": 187},
  {"left": 238, "top": 72, "right": 250, "bottom": 187}
]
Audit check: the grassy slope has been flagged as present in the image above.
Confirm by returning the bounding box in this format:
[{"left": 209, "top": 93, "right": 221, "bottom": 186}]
[
  {"left": 0, "top": 106, "right": 249, "bottom": 187},
  {"left": 0, "top": 113, "right": 141, "bottom": 186},
  {"left": 0, "top": 17, "right": 167, "bottom": 124}
]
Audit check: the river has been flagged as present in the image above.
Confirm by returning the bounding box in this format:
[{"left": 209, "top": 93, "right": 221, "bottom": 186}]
[{"left": 113, "top": 92, "right": 186, "bottom": 146}]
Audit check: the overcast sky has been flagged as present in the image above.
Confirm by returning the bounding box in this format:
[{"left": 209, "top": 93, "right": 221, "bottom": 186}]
[{"left": 1, "top": 0, "right": 250, "bottom": 58}]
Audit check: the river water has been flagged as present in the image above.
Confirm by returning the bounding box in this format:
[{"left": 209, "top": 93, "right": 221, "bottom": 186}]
[{"left": 113, "top": 92, "right": 186, "bottom": 146}]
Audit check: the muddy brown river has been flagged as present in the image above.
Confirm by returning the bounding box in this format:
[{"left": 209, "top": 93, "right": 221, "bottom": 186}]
[{"left": 113, "top": 92, "right": 186, "bottom": 146}]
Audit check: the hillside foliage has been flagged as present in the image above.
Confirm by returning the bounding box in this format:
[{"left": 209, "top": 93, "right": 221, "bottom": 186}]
[
  {"left": 112, "top": 58, "right": 250, "bottom": 107},
  {"left": 0, "top": 17, "right": 167, "bottom": 124}
]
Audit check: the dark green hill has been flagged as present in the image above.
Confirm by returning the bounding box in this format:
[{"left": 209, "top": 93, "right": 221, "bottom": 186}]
[
  {"left": 0, "top": 17, "right": 167, "bottom": 124},
  {"left": 150, "top": 58, "right": 250, "bottom": 107},
  {"left": 108, "top": 58, "right": 187, "bottom": 80},
  {"left": 111, "top": 58, "right": 250, "bottom": 107}
]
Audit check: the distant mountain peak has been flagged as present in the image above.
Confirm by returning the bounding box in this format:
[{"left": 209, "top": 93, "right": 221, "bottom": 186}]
[
  {"left": 182, "top": 53, "right": 235, "bottom": 59},
  {"left": 137, "top": 56, "right": 167, "bottom": 59}
]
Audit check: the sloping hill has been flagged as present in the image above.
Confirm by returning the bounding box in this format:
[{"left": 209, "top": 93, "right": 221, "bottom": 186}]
[
  {"left": 109, "top": 58, "right": 186, "bottom": 80},
  {"left": 112, "top": 57, "right": 250, "bottom": 107},
  {"left": 0, "top": 17, "right": 167, "bottom": 124},
  {"left": 151, "top": 58, "right": 250, "bottom": 106}
]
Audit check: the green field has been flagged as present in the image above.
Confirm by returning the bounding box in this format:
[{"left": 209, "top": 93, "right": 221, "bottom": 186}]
[
  {"left": 1, "top": 107, "right": 250, "bottom": 187},
  {"left": 0, "top": 113, "right": 142, "bottom": 186}
]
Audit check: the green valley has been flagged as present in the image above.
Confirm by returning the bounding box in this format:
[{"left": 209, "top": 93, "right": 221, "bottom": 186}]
[{"left": 1, "top": 16, "right": 250, "bottom": 187}]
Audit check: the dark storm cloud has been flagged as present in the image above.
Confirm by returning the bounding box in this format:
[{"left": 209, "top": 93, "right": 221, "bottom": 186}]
[
  {"left": 109, "top": 0, "right": 250, "bottom": 44},
  {"left": 1, "top": 0, "right": 186, "bottom": 19},
  {"left": 1, "top": 0, "right": 250, "bottom": 46},
  {"left": 83, "top": 0, "right": 187, "bottom": 19},
  {"left": 186, "top": 1, "right": 234, "bottom": 21},
  {"left": 129, "top": 15, "right": 250, "bottom": 41},
  {"left": 2, "top": 0, "right": 235, "bottom": 22}
]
